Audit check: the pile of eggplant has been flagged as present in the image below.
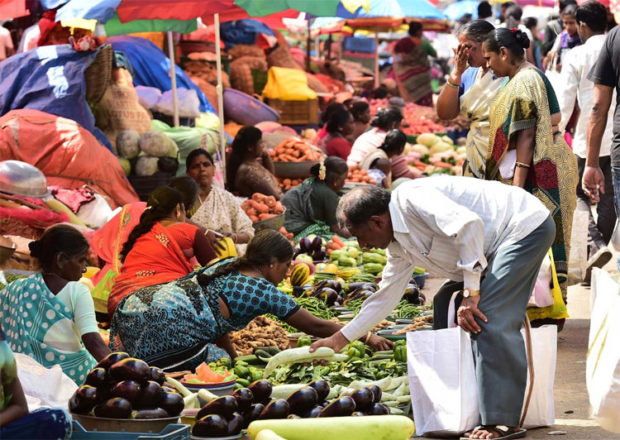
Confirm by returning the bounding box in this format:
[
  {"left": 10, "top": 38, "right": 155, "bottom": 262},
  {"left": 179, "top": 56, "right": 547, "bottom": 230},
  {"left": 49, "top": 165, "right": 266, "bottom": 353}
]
[
  {"left": 294, "top": 236, "right": 326, "bottom": 262},
  {"left": 296, "top": 280, "right": 376, "bottom": 308},
  {"left": 69, "top": 352, "right": 184, "bottom": 420},
  {"left": 192, "top": 379, "right": 389, "bottom": 438}
]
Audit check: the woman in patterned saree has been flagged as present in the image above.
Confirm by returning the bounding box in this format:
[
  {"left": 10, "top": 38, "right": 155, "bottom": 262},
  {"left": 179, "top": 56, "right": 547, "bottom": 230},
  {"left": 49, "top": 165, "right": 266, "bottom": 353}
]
[
  {"left": 483, "top": 28, "right": 577, "bottom": 310},
  {"left": 110, "top": 230, "right": 391, "bottom": 370},
  {"left": 107, "top": 186, "right": 216, "bottom": 317}
]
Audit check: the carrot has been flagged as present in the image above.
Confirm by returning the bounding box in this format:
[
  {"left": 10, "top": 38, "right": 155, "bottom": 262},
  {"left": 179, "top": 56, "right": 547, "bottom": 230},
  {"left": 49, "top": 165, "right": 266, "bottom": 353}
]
[
  {"left": 249, "top": 215, "right": 259, "bottom": 223},
  {"left": 332, "top": 236, "right": 344, "bottom": 246},
  {"left": 255, "top": 203, "right": 269, "bottom": 214},
  {"left": 259, "top": 213, "right": 276, "bottom": 221},
  {"left": 432, "top": 161, "right": 453, "bottom": 169}
]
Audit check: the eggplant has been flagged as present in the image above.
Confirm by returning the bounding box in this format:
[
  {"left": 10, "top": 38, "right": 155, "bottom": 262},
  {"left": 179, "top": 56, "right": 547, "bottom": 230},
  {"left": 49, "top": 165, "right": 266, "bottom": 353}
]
[
  {"left": 313, "top": 287, "right": 339, "bottom": 307},
  {"left": 299, "top": 237, "right": 312, "bottom": 253},
  {"left": 232, "top": 388, "right": 254, "bottom": 413},
  {"left": 318, "top": 396, "right": 356, "bottom": 417},
  {"left": 197, "top": 396, "right": 238, "bottom": 420},
  {"left": 308, "top": 379, "right": 330, "bottom": 402},
  {"left": 110, "top": 380, "right": 142, "bottom": 406},
  {"left": 133, "top": 407, "right": 169, "bottom": 419},
  {"left": 345, "top": 282, "right": 372, "bottom": 293},
  {"left": 249, "top": 380, "right": 272, "bottom": 404},
  {"left": 136, "top": 381, "right": 162, "bottom": 409},
  {"left": 259, "top": 399, "right": 290, "bottom": 419},
  {"left": 402, "top": 284, "right": 422, "bottom": 304},
  {"left": 293, "top": 247, "right": 302, "bottom": 259},
  {"left": 243, "top": 403, "right": 264, "bottom": 428},
  {"left": 350, "top": 387, "right": 374, "bottom": 411},
  {"left": 286, "top": 386, "right": 318, "bottom": 415},
  {"left": 148, "top": 367, "right": 166, "bottom": 385},
  {"left": 93, "top": 397, "right": 132, "bottom": 419},
  {"left": 304, "top": 405, "right": 323, "bottom": 418},
  {"left": 69, "top": 385, "right": 100, "bottom": 414},
  {"left": 368, "top": 402, "right": 390, "bottom": 415},
  {"left": 367, "top": 385, "right": 382, "bottom": 404},
  {"left": 310, "top": 236, "right": 323, "bottom": 252},
  {"left": 109, "top": 358, "right": 150, "bottom": 382},
  {"left": 85, "top": 368, "right": 109, "bottom": 388},
  {"left": 96, "top": 352, "right": 130, "bottom": 371},
  {"left": 159, "top": 392, "right": 184, "bottom": 417},
  {"left": 292, "top": 286, "right": 307, "bottom": 298},
  {"left": 227, "top": 412, "right": 244, "bottom": 436},
  {"left": 312, "top": 249, "right": 326, "bottom": 261},
  {"left": 192, "top": 414, "right": 228, "bottom": 437}
]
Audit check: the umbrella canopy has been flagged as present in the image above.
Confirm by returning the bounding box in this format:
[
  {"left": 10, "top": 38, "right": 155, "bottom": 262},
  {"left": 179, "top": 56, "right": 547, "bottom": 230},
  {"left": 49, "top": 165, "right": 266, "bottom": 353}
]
[
  {"left": 0, "top": 0, "right": 30, "bottom": 19},
  {"left": 443, "top": 0, "right": 479, "bottom": 21}
]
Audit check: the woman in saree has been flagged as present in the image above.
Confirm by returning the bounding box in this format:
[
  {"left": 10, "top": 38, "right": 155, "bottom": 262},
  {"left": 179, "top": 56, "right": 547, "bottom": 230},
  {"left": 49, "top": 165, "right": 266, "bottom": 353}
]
[
  {"left": 324, "top": 108, "right": 355, "bottom": 160},
  {"left": 483, "top": 27, "right": 577, "bottom": 306},
  {"left": 281, "top": 157, "right": 351, "bottom": 240},
  {"left": 360, "top": 129, "right": 408, "bottom": 189},
  {"left": 110, "top": 230, "right": 390, "bottom": 369},
  {"left": 186, "top": 148, "right": 254, "bottom": 255},
  {"left": 436, "top": 20, "right": 506, "bottom": 178},
  {"left": 392, "top": 22, "right": 436, "bottom": 106},
  {"left": 226, "top": 126, "right": 282, "bottom": 200},
  {"left": 107, "top": 186, "right": 217, "bottom": 317},
  {"left": 0, "top": 225, "right": 110, "bottom": 384}
]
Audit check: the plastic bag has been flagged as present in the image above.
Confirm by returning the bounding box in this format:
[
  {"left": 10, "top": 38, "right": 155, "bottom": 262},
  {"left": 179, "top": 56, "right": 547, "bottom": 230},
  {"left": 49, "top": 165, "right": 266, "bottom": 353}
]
[
  {"left": 15, "top": 353, "right": 78, "bottom": 409},
  {"left": 135, "top": 85, "right": 162, "bottom": 110},
  {"left": 153, "top": 88, "right": 201, "bottom": 118},
  {"left": 568, "top": 202, "right": 589, "bottom": 284},
  {"left": 528, "top": 251, "right": 554, "bottom": 308},
  {"left": 527, "top": 250, "right": 569, "bottom": 321}
]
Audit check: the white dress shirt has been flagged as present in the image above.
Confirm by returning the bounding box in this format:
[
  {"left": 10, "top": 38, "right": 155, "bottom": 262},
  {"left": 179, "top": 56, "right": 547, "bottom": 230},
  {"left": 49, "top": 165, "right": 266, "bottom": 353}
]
[
  {"left": 340, "top": 176, "right": 550, "bottom": 342},
  {"left": 558, "top": 34, "right": 614, "bottom": 158}
]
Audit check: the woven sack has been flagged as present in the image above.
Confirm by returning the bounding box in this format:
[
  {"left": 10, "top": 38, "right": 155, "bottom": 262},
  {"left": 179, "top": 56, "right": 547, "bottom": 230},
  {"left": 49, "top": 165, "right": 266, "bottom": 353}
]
[
  {"left": 184, "top": 60, "right": 230, "bottom": 88},
  {"left": 230, "top": 56, "right": 268, "bottom": 95},
  {"left": 189, "top": 76, "right": 218, "bottom": 113},
  {"left": 229, "top": 44, "right": 265, "bottom": 60}
]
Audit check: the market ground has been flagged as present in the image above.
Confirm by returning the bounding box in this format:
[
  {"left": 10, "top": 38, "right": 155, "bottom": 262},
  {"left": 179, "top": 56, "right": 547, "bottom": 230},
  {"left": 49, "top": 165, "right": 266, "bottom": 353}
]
[{"left": 418, "top": 258, "right": 620, "bottom": 440}]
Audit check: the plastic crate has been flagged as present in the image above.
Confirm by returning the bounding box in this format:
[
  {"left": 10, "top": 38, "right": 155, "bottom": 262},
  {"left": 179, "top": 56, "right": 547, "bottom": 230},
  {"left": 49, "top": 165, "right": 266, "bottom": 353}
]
[
  {"left": 265, "top": 98, "right": 319, "bottom": 125},
  {"left": 71, "top": 421, "right": 190, "bottom": 440}
]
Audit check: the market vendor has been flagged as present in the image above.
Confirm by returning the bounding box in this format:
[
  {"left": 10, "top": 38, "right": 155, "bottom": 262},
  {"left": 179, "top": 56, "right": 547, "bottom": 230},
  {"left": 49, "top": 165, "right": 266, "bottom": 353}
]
[
  {"left": 109, "top": 230, "right": 387, "bottom": 370},
  {"left": 107, "top": 186, "right": 217, "bottom": 316},
  {"left": 347, "top": 108, "right": 403, "bottom": 167},
  {"left": 347, "top": 101, "right": 371, "bottom": 144},
  {"left": 324, "top": 109, "right": 354, "bottom": 160},
  {"left": 360, "top": 129, "right": 407, "bottom": 189},
  {"left": 186, "top": 148, "right": 254, "bottom": 255},
  {"left": 0, "top": 225, "right": 110, "bottom": 384},
  {"left": 281, "top": 157, "right": 351, "bottom": 240},
  {"left": 0, "top": 324, "right": 72, "bottom": 439},
  {"left": 311, "top": 178, "right": 555, "bottom": 440},
  {"left": 436, "top": 20, "right": 505, "bottom": 178},
  {"left": 226, "top": 126, "right": 282, "bottom": 200}
]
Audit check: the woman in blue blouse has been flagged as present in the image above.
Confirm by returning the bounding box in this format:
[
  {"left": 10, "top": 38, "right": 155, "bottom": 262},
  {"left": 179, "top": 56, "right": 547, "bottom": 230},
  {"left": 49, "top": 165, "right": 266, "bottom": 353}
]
[{"left": 110, "top": 230, "right": 389, "bottom": 369}]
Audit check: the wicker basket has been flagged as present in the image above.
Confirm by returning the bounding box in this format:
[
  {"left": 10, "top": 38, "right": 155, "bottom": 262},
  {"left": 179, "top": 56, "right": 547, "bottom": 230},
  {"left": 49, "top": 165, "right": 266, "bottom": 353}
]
[
  {"left": 84, "top": 44, "right": 113, "bottom": 104},
  {"left": 265, "top": 98, "right": 319, "bottom": 125},
  {"left": 273, "top": 160, "right": 318, "bottom": 179}
]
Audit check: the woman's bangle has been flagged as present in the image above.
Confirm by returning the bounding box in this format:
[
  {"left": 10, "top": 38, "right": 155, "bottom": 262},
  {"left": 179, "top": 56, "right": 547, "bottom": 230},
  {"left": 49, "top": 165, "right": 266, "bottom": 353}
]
[
  {"left": 515, "top": 162, "right": 531, "bottom": 169},
  {"left": 446, "top": 79, "right": 460, "bottom": 88}
]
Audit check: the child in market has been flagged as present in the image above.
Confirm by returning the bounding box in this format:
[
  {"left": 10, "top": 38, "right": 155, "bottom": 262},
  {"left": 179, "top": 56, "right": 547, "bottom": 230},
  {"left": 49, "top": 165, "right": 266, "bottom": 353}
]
[{"left": 0, "top": 324, "right": 72, "bottom": 439}]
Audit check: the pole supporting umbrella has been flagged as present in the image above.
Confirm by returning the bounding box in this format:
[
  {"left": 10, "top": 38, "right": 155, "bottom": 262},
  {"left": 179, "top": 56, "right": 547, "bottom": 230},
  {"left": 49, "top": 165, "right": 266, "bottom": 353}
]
[{"left": 214, "top": 12, "right": 227, "bottom": 183}]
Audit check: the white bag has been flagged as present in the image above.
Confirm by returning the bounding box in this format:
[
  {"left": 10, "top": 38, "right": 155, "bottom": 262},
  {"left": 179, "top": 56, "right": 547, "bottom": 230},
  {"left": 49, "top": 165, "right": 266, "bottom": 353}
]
[
  {"left": 407, "top": 327, "right": 480, "bottom": 436},
  {"left": 521, "top": 325, "right": 557, "bottom": 428},
  {"left": 153, "top": 88, "right": 201, "bottom": 118},
  {"left": 587, "top": 269, "right": 620, "bottom": 433},
  {"left": 568, "top": 202, "right": 590, "bottom": 284},
  {"left": 528, "top": 252, "right": 554, "bottom": 308}
]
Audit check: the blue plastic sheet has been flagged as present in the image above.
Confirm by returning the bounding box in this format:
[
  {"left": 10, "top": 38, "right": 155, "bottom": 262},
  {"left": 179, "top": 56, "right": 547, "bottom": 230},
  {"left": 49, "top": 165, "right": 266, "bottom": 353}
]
[
  {"left": 220, "top": 19, "right": 275, "bottom": 49},
  {"left": 0, "top": 44, "right": 112, "bottom": 150},
  {"left": 108, "top": 36, "right": 215, "bottom": 114}
]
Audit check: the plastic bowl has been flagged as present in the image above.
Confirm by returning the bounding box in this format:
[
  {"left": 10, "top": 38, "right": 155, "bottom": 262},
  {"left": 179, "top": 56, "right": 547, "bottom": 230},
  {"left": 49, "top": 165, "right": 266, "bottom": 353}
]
[
  {"left": 70, "top": 413, "right": 179, "bottom": 433},
  {"left": 182, "top": 379, "right": 237, "bottom": 405},
  {"left": 223, "top": 88, "right": 279, "bottom": 126},
  {"left": 0, "top": 160, "right": 49, "bottom": 198},
  {"left": 412, "top": 272, "right": 429, "bottom": 289},
  {"left": 252, "top": 210, "right": 285, "bottom": 232}
]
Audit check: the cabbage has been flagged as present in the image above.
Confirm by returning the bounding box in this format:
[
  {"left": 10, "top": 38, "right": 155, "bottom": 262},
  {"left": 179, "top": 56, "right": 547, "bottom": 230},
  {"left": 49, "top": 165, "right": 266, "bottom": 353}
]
[
  {"left": 139, "top": 130, "right": 176, "bottom": 157},
  {"left": 116, "top": 130, "right": 140, "bottom": 159},
  {"left": 135, "top": 156, "right": 159, "bottom": 176},
  {"left": 166, "top": 140, "right": 179, "bottom": 158},
  {"left": 118, "top": 157, "right": 132, "bottom": 176}
]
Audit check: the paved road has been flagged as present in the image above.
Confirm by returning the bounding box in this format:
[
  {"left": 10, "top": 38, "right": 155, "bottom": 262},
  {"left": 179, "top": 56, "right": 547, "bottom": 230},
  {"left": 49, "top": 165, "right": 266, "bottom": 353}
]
[{"left": 419, "top": 261, "right": 619, "bottom": 440}]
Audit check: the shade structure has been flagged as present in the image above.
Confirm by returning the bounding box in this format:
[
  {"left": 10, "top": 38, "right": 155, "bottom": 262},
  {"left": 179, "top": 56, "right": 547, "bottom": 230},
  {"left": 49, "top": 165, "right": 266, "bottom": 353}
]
[
  {"left": 443, "top": 0, "right": 479, "bottom": 21},
  {"left": 0, "top": 0, "right": 30, "bottom": 19}
]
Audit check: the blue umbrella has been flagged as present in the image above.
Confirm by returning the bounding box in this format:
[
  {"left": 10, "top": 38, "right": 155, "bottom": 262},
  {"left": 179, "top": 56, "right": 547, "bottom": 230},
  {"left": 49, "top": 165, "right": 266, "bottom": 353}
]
[{"left": 443, "top": 0, "right": 479, "bottom": 21}]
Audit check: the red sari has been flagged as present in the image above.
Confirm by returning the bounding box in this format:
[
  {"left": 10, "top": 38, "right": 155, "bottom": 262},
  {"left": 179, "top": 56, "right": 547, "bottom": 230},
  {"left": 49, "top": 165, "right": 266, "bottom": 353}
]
[{"left": 107, "top": 222, "right": 198, "bottom": 316}]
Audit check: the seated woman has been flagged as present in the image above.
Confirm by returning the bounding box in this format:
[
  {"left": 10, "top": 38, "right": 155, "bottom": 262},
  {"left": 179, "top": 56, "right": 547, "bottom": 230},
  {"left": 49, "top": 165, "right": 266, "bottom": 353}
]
[
  {"left": 347, "top": 100, "right": 371, "bottom": 144},
  {"left": 110, "top": 230, "right": 389, "bottom": 369},
  {"left": 0, "top": 325, "right": 71, "bottom": 439},
  {"left": 0, "top": 225, "right": 110, "bottom": 384},
  {"left": 282, "top": 157, "right": 351, "bottom": 239},
  {"left": 107, "top": 186, "right": 216, "bottom": 317},
  {"left": 347, "top": 108, "right": 403, "bottom": 167},
  {"left": 313, "top": 102, "right": 347, "bottom": 150},
  {"left": 324, "top": 109, "right": 354, "bottom": 160},
  {"left": 186, "top": 148, "right": 254, "bottom": 255},
  {"left": 226, "top": 126, "right": 282, "bottom": 199},
  {"left": 360, "top": 130, "right": 407, "bottom": 189}
]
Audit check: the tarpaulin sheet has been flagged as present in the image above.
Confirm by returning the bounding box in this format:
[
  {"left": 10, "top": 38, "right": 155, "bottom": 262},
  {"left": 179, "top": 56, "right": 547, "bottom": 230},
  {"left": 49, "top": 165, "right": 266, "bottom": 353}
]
[
  {"left": 0, "top": 109, "right": 139, "bottom": 209},
  {"left": 0, "top": 44, "right": 113, "bottom": 150},
  {"left": 108, "top": 36, "right": 215, "bottom": 113}
]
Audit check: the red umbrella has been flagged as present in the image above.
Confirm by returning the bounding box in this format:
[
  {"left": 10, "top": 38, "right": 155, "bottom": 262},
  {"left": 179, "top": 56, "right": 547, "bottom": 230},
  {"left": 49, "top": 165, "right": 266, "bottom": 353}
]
[{"left": 0, "top": 0, "right": 29, "bottom": 19}]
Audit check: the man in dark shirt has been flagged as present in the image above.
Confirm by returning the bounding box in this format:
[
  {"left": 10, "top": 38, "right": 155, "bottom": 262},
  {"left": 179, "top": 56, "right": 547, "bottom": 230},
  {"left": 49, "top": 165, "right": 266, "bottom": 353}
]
[{"left": 583, "top": 25, "right": 620, "bottom": 271}]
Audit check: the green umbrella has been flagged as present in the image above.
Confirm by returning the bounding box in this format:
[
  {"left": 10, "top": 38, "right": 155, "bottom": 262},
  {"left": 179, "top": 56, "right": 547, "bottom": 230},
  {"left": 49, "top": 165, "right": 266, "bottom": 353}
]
[{"left": 234, "top": 0, "right": 344, "bottom": 17}]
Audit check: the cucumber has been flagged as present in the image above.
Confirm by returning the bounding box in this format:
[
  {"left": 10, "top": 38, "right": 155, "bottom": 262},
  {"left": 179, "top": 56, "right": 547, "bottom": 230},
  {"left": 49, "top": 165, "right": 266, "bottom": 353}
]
[{"left": 248, "top": 415, "right": 415, "bottom": 440}]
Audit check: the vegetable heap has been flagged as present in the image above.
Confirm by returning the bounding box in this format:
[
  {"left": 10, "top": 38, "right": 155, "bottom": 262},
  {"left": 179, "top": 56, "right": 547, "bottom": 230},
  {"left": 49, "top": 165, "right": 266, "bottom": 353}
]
[
  {"left": 242, "top": 193, "right": 285, "bottom": 224},
  {"left": 270, "top": 138, "right": 322, "bottom": 162}
]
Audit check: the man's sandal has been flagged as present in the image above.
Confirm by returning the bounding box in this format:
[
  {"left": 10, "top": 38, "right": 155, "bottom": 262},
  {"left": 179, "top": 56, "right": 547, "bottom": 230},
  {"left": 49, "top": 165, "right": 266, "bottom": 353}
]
[{"left": 460, "top": 425, "right": 527, "bottom": 440}]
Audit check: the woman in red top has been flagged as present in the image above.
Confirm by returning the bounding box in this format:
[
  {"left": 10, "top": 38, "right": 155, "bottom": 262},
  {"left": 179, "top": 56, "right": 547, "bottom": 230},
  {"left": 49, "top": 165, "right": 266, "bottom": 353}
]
[
  {"left": 324, "top": 108, "right": 354, "bottom": 160},
  {"left": 107, "top": 186, "right": 216, "bottom": 316}
]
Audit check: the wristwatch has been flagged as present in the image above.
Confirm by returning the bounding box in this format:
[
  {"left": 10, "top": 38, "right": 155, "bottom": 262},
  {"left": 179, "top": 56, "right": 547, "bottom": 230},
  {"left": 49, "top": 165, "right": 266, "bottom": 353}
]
[{"left": 463, "top": 289, "right": 480, "bottom": 298}]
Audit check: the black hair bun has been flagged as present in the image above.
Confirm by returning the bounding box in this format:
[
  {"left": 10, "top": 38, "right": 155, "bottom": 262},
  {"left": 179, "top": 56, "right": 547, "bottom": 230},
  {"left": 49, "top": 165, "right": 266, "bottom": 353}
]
[
  {"left": 28, "top": 240, "right": 41, "bottom": 258},
  {"left": 513, "top": 29, "right": 531, "bottom": 49}
]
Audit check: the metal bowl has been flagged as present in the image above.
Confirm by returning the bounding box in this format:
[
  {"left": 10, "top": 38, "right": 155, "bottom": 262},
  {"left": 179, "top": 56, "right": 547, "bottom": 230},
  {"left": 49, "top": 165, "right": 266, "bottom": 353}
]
[
  {"left": 70, "top": 414, "right": 179, "bottom": 433},
  {"left": 0, "top": 160, "right": 49, "bottom": 198},
  {"left": 273, "top": 161, "right": 318, "bottom": 179},
  {"left": 0, "top": 236, "right": 16, "bottom": 265}
]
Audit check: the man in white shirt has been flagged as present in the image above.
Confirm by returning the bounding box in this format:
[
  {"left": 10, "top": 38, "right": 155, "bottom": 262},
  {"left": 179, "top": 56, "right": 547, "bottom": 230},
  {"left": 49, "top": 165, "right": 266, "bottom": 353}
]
[
  {"left": 559, "top": 1, "right": 614, "bottom": 281},
  {"left": 0, "top": 24, "right": 14, "bottom": 61},
  {"left": 311, "top": 177, "right": 555, "bottom": 439}
]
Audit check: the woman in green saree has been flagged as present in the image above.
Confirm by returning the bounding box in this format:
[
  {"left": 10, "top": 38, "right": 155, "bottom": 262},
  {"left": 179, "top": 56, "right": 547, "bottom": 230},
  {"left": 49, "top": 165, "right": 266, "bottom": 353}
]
[{"left": 483, "top": 28, "right": 578, "bottom": 305}]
